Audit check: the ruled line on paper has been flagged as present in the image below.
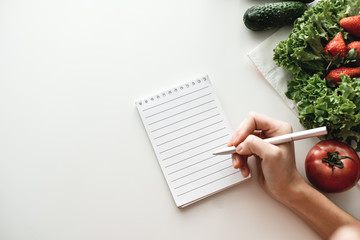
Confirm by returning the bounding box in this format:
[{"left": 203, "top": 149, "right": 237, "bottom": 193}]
[
  {"left": 158, "top": 128, "right": 226, "bottom": 154},
  {"left": 156, "top": 121, "right": 224, "bottom": 146},
  {"left": 170, "top": 157, "right": 231, "bottom": 182},
  {"left": 174, "top": 165, "right": 233, "bottom": 190},
  {"left": 145, "top": 93, "right": 212, "bottom": 119},
  {"left": 168, "top": 155, "right": 217, "bottom": 175},
  {"left": 164, "top": 143, "right": 227, "bottom": 167},
  {"left": 150, "top": 107, "right": 218, "bottom": 133},
  {"left": 153, "top": 115, "right": 221, "bottom": 140},
  {"left": 176, "top": 171, "right": 239, "bottom": 197},
  {"left": 148, "top": 100, "right": 215, "bottom": 125},
  {"left": 161, "top": 135, "right": 229, "bottom": 161},
  {"left": 142, "top": 86, "right": 209, "bottom": 112}
]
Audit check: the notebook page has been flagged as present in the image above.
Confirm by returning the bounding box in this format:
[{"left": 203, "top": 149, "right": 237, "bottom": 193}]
[{"left": 135, "top": 76, "right": 249, "bottom": 207}]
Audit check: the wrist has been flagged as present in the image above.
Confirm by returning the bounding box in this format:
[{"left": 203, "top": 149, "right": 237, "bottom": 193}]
[
  {"left": 271, "top": 174, "right": 359, "bottom": 239},
  {"left": 273, "top": 173, "right": 310, "bottom": 207}
]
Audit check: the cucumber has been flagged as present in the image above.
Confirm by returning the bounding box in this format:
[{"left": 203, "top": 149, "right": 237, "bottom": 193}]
[{"left": 243, "top": 2, "right": 307, "bottom": 31}]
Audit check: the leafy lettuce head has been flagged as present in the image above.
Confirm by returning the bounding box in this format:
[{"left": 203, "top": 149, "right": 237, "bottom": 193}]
[{"left": 273, "top": 0, "right": 360, "bottom": 150}]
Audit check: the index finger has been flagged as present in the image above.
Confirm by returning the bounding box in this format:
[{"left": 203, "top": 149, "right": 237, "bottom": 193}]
[{"left": 228, "top": 112, "right": 292, "bottom": 147}]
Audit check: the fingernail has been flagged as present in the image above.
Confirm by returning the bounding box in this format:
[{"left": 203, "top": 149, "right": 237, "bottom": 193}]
[
  {"left": 234, "top": 135, "right": 241, "bottom": 145},
  {"left": 232, "top": 158, "right": 236, "bottom": 168},
  {"left": 232, "top": 156, "right": 239, "bottom": 169},
  {"left": 236, "top": 143, "right": 243, "bottom": 154},
  {"left": 240, "top": 167, "right": 246, "bottom": 177},
  {"left": 229, "top": 134, "right": 237, "bottom": 145},
  {"left": 240, "top": 167, "right": 249, "bottom": 178}
]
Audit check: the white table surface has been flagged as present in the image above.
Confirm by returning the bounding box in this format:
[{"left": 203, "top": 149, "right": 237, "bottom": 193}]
[{"left": 0, "top": 0, "right": 359, "bottom": 239}]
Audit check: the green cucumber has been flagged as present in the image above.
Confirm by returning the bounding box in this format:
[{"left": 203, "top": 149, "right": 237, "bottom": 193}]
[{"left": 243, "top": 2, "right": 307, "bottom": 31}]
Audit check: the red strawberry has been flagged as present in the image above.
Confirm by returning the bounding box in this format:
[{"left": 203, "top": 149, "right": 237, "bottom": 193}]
[
  {"left": 347, "top": 41, "right": 360, "bottom": 56},
  {"left": 340, "top": 15, "right": 360, "bottom": 38},
  {"left": 324, "top": 32, "right": 347, "bottom": 58},
  {"left": 326, "top": 66, "right": 360, "bottom": 83}
]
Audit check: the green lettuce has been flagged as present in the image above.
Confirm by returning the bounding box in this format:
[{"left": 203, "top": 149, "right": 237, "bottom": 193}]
[
  {"left": 274, "top": 0, "right": 360, "bottom": 75},
  {"left": 287, "top": 74, "right": 360, "bottom": 148},
  {"left": 273, "top": 0, "right": 360, "bottom": 150}
]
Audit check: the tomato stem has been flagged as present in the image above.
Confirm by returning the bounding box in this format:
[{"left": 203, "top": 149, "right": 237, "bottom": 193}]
[{"left": 322, "top": 151, "right": 354, "bottom": 175}]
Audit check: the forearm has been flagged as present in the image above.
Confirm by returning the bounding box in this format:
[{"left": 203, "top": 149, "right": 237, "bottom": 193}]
[{"left": 280, "top": 180, "right": 359, "bottom": 239}]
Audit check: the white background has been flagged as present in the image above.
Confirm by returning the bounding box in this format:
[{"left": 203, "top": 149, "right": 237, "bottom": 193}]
[{"left": 0, "top": 0, "right": 359, "bottom": 239}]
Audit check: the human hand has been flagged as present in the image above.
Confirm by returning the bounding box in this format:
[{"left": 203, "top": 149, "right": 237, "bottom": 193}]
[{"left": 227, "top": 112, "right": 305, "bottom": 201}]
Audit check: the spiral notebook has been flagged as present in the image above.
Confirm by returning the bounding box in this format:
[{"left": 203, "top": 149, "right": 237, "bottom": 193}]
[{"left": 135, "top": 76, "right": 249, "bottom": 208}]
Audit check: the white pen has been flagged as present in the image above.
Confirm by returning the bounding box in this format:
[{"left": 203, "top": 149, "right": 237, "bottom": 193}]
[{"left": 213, "top": 126, "right": 328, "bottom": 155}]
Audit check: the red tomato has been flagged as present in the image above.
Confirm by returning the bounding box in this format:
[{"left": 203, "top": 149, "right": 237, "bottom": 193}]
[{"left": 305, "top": 140, "right": 360, "bottom": 193}]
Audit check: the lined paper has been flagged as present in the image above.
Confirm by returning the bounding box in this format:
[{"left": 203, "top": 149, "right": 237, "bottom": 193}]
[{"left": 136, "top": 76, "right": 249, "bottom": 207}]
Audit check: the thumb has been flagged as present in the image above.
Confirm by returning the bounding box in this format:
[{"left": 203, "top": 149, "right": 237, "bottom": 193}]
[{"left": 236, "top": 134, "right": 277, "bottom": 158}]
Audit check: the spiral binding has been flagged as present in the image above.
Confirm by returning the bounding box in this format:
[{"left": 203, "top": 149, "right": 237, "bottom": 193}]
[{"left": 137, "top": 76, "right": 208, "bottom": 106}]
